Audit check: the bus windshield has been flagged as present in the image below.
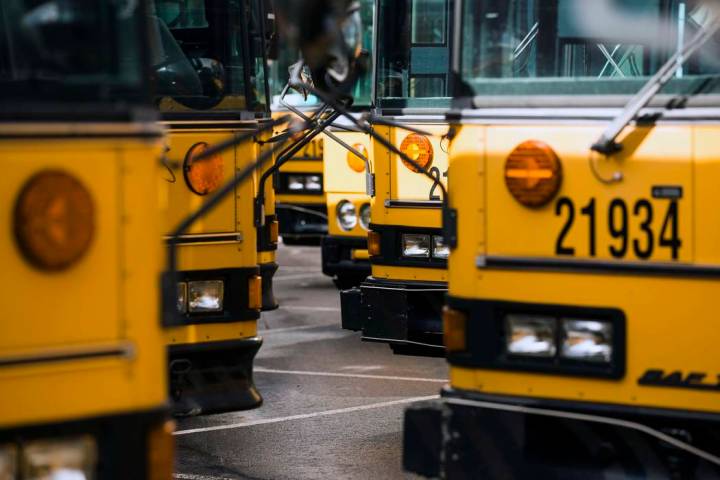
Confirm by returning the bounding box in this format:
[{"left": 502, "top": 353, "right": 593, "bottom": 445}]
[
  {"left": 268, "top": 0, "right": 375, "bottom": 109},
  {"left": 460, "top": 0, "right": 720, "bottom": 102},
  {"left": 150, "top": 0, "right": 268, "bottom": 113},
  {"left": 0, "top": 0, "right": 145, "bottom": 103},
  {"left": 376, "top": 0, "right": 452, "bottom": 106}
]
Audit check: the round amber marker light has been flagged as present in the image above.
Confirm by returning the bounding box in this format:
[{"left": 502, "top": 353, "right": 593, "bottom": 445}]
[
  {"left": 14, "top": 170, "right": 95, "bottom": 271},
  {"left": 505, "top": 140, "right": 562, "bottom": 208},
  {"left": 399, "top": 134, "right": 433, "bottom": 173},
  {"left": 347, "top": 143, "right": 368, "bottom": 172},
  {"left": 184, "top": 142, "right": 224, "bottom": 196}
]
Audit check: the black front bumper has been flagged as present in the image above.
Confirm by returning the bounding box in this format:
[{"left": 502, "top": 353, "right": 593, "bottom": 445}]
[
  {"left": 169, "top": 337, "right": 262, "bottom": 416},
  {"left": 321, "top": 235, "right": 371, "bottom": 278},
  {"left": 259, "top": 261, "right": 279, "bottom": 311},
  {"left": 276, "top": 203, "right": 328, "bottom": 240},
  {"left": 404, "top": 388, "right": 720, "bottom": 479},
  {"left": 341, "top": 277, "right": 446, "bottom": 354}
]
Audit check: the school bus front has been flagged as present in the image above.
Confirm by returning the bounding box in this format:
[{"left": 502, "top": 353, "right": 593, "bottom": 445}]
[
  {"left": 340, "top": 0, "right": 453, "bottom": 354},
  {"left": 151, "top": 0, "right": 270, "bottom": 416},
  {"left": 0, "top": 3, "right": 173, "bottom": 478},
  {"left": 404, "top": 1, "right": 720, "bottom": 477}
]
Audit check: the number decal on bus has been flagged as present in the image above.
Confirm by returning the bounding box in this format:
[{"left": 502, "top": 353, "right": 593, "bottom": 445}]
[
  {"left": 428, "top": 167, "right": 448, "bottom": 201},
  {"left": 554, "top": 197, "right": 681, "bottom": 260}
]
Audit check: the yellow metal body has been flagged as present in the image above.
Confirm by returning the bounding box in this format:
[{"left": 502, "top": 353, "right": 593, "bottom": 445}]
[
  {"left": 370, "top": 123, "right": 448, "bottom": 284},
  {"left": 1, "top": 124, "right": 167, "bottom": 428},
  {"left": 161, "top": 122, "right": 262, "bottom": 347},
  {"left": 447, "top": 122, "right": 720, "bottom": 415},
  {"left": 324, "top": 129, "right": 371, "bottom": 242}
]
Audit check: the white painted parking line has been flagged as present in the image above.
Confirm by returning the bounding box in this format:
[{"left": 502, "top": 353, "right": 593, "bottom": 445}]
[
  {"left": 286, "top": 305, "right": 340, "bottom": 312},
  {"left": 258, "top": 322, "right": 337, "bottom": 334},
  {"left": 174, "top": 474, "right": 234, "bottom": 480},
  {"left": 254, "top": 367, "right": 447, "bottom": 383},
  {"left": 273, "top": 273, "right": 324, "bottom": 281},
  {"left": 174, "top": 395, "right": 439, "bottom": 436}
]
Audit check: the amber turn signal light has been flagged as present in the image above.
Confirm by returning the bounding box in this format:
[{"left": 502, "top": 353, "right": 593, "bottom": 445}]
[
  {"left": 505, "top": 140, "right": 562, "bottom": 208},
  {"left": 184, "top": 142, "right": 224, "bottom": 196},
  {"left": 248, "top": 275, "right": 262, "bottom": 310},
  {"left": 399, "top": 134, "right": 433, "bottom": 173},
  {"left": 347, "top": 143, "right": 368, "bottom": 173},
  {"left": 443, "top": 306, "right": 467, "bottom": 352},
  {"left": 147, "top": 420, "right": 175, "bottom": 480},
  {"left": 14, "top": 170, "right": 95, "bottom": 271},
  {"left": 269, "top": 220, "right": 279, "bottom": 244},
  {"left": 367, "top": 231, "right": 381, "bottom": 257}
]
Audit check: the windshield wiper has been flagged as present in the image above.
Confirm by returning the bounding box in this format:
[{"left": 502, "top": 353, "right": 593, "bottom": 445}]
[{"left": 591, "top": 12, "right": 720, "bottom": 155}]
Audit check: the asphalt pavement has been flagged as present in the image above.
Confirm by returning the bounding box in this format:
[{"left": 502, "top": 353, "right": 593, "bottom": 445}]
[{"left": 174, "top": 243, "right": 448, "bottom": 480}]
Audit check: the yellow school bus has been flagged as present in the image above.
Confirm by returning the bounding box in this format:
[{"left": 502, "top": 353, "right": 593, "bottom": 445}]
[
  {"left": 321, "top": 0, "right": 375, "bottom": 289},
  {"left": 152, "top": 0, "right": 271, "bottom": 415},
  {"left": 0, "top": 2, "right": 173, "bottom": 478},
  {"left": 269, "top": 48, "right": 328, "bottom": 246},
  {"left": 341, "top": 0, "right": 453, "bottom": 355},
  {"left": 405, "top": 1, "right": 720, "bottom": 477}
]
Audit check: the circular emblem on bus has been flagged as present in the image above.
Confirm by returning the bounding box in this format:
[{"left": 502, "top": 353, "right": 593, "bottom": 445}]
[
  {"left": 14, "top": 170, "right": 95, "bottom": 271},
  {"left": 504, "top": 140, "right": 562, "bottom": 208}
]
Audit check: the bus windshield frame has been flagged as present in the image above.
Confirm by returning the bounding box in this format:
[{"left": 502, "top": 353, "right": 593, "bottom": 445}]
[
  {"left": 151, "top": 0, "right": 270, "bottom": 116},
  {"left": 455, "top": 0, "right": 720, "bottom": 107}
]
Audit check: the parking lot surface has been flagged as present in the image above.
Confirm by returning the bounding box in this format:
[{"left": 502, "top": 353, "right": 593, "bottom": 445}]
[{"left": 174, "top": 244, "right": 448, "bottom": 480}]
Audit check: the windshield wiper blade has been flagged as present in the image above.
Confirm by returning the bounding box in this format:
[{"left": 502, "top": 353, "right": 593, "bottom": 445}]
[{"left": 591, "top": 12, "right": 720, "bottom": 155}]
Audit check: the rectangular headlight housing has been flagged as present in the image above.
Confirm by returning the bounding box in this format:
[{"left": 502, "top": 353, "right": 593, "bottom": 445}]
[
  {"left": 432, "top": 235, "right": 449, "bottom": 259},
  {"left": 188, "top": 280, "right": 224, "bottom": 313},
  {"left": 505, "top": 314, "right": 556, "bottom": 357},
  {"left": 287, "top": 174, "right": 306, "bottom": 191},
  {"left": 561, "top": 319, "right": 613, "bottom": 363},
  {"left": 177, "top": 282, "right": 187, "bottom": 313},
  {"left": 0, "top": 444, "right": 17, "bottom": 480},
  {"left": 305, "top": 175, "right": 322, "bottom": 191},
  {"left": 287, "top": 174, "right": 323, "bottom": 192},
  {"left": 402, "top": 234, "right": 431, "bottom": 258},
  {"left": 22, "top": 436, "right": 97, "bottom": 480}
]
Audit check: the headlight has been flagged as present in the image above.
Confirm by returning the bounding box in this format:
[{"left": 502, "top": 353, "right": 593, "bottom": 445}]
[
  {"left": 287, "top": 174, "right": 323, "bottom": 192},
  {"left": 359, "top": 203, "right": 371, "bottom": 230},
  {"left": 23, "top": 436, "right": 97, "bottom": 480},
  {"left": 0, "top": 444, "right": 17, "bottom": 480},
  {"left": 432, "top": 235, "right": 449, "bottom": 259},
  {"left": 505, "top": 315, "right": 556, "bottom": 357},
  {"left": 305, "top": 175, "right": 322, "bottom": 191},
  {"left": 402, "top": 234, "right": 430, "bottom": 258},
  {"left": 561, "top": 319, "right": 613, "bottom": 363},
  {"left": 177, "top": 282, "right": 187, "bottom": 313},
  {"left": 188, "top": 280, "right": 224, "bottom": 313},
  {"left": 336, "top": 200, "right": 357, "bottom": 231}
]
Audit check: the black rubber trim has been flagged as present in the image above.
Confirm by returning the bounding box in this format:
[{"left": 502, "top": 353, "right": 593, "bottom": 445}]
[
  {"left": 321, "top": 235, "right": 371, "bottom": 277},
  {"left": 276, "top": 203, "right": 328, "bottom": 237},
  {"left": 259, "top": 262, "right": 279, "bottom": 311},
  {"left": 446, "top": 296, "right": 626, "bottom": 380},
  {"left": 167, "top": 267, "right": 260, "bottom": 327},
  {"left": 441, "top": 387, "right": 720, "bottom": 425},
  {"left": 481, "top": 255, "right": 720, "bottom": 278},
  {"left": 384, "top": 199, "right": 442, "bottom": 209},
  {"left": 161, "top": 111, "right": 267, "bottom": 122},
  {"left": 369, "top": 223, "right": 447, "bottom": 269},
  {"left": 164, "top": 233, "right": 242, "bottom": 245},
  {"left": 0, "top": 407, "right": 169, "bottom": 480}
]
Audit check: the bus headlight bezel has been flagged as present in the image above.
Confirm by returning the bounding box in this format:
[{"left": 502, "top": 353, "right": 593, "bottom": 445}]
[
  {"left": 561, "top": 319, "right": 614, "bottom": 363},
  {"left": 287, "top": 174, "right": 323, "bottom": 193},
  {"left": 401, "top": 233, "right": 431, "bottom": 258},
  {"left": 336, "top": 200, "right": 358, "bottom": 231},
  {"left": 22, "top": 435, "right": 97, "bottom": 480},
  {"left": 505, "top": 314, "right": 557, "bottom": 358}
]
